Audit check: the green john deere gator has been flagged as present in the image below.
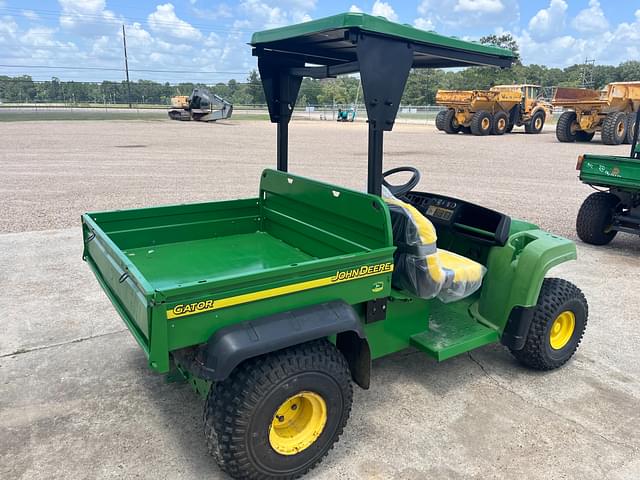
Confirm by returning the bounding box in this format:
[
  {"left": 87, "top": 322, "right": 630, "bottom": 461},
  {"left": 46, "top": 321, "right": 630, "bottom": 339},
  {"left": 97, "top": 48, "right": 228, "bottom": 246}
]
[
  {"left": 82, "top": 13, "right": 589, "bottom": 480},
  {"left": 576, "top": 110, "right": 640, "bottom": 245}
]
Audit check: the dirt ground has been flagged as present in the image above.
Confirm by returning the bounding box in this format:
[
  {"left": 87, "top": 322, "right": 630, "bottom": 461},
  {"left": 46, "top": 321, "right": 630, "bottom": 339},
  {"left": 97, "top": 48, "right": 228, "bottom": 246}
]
[{"left": 1, "top": 119, "right": 639, "bottom": 480}]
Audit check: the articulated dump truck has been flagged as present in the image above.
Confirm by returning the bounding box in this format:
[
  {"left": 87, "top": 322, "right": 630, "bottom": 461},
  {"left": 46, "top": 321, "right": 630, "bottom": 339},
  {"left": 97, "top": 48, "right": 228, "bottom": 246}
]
[
  {"left": 553, "top": 82, "right": 640, "bottom": 145},
  {"left": 168, "top": 88, "right": 233, "bottom": 122},
  {"left": 435, "top": 84, "right": 551, "bottom": 136}
]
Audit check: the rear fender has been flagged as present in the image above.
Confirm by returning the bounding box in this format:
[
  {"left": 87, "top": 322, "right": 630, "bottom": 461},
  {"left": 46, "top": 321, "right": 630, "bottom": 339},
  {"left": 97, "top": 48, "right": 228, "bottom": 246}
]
[{"left": 172, "top": 300, "right": 371, "bottom": 388}]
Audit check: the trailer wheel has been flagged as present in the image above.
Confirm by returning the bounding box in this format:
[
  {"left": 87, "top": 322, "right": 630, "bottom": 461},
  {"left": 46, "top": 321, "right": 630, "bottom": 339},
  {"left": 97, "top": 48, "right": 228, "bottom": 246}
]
[
  {"left": 575, "top": 131, "right": 595, "bottom": 142},
  {"left": 492, "top": 111, "right": 508, "bottom": 135},
  {"left": 443, "top": 109, "right": 460, "bottom": 134},
  {"left": 624, "top": 112, "right": 637, "bottom": 144},
  {"left": 556, "top": 111, "right": 578, "bottom": 142},
  {"left": 525, "top": 110, "right": 545, "bottom": 134},
  {"left": 510, "top": 278, "right": 587, "bottom": 371},
  {"left": 601, "top": 111, "right": 627, "bottom": 145},
  {"left": 435, "top": 110, "right": 447, "bottom": 131},
  {"left": 470, "top": 110, "right": 492, "bottom": 136},
  {"left": 576, "top": 191, "right": 620, "bottom": 245},
  {"left": 204, "top": 339, "right": 352, "bottom": 480}
]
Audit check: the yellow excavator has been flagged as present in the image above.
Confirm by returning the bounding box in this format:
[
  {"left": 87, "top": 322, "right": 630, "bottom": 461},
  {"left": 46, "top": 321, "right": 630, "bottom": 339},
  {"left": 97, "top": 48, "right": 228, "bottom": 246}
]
[{"left": 168, "top": 88, "right": 233, "bottom": 122}]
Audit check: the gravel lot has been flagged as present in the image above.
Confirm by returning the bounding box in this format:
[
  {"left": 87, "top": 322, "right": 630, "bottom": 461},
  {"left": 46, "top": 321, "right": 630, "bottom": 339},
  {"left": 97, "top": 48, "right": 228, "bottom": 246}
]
[{"left": 1, "top": 119, "right": 639, "bottom": 479}]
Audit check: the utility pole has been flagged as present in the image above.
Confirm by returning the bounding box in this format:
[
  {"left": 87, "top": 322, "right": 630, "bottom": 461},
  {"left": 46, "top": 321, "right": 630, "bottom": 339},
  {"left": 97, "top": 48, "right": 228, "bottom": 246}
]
[{"left": 122, "top": 24, "right": 132, "bottom": 108}]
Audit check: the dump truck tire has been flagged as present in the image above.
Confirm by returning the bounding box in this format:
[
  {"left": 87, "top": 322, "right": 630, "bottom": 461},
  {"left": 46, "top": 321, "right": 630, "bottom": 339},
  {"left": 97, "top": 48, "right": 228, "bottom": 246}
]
[
  {"left": 204, "top": 339, "right": 352, "bottom": 480},
  {"left": 470, "top": 110, "right": 492, "bottom": 136},
  {"left": 443, "top": 109, "right": 460, "bottom": 134},
  {"left": 576, "top": 191, "right": 620, "bottom": 245},
  {"left": 556, "top": 111, "right": 578, "bottom": 142},
  {"left": 492, "top": 111, "right": 508, "bottom": 135},
  {"left": 601, "top": 111, "right": 627, "bottom": 145},
  {"left": 510, "top": 278, "right": 588, "bottom": 371},
  {"left": 525, "top": 110, "right": 545, "bottom": 134},
  {"left": 505, "top": 122, "right": 514, "bottom": 133},
  {"left": 575, "top": 131, "right": 595, "bottom": 142},
  {"left": 624, "top": 113, "right": 637, "bottom": 144},
  {"left": 435, "top": 110, "right": 447, "bottom": 131},
  {"left": 460, "top": 126, "right": 472, "bottom": 134}
]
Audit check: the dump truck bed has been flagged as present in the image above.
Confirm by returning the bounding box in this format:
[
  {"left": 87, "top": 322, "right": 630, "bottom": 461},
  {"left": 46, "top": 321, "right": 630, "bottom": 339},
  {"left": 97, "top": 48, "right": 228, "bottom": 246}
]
[
  {"left": 82, "top": 170, "right": 395, "bottom": 373},
  {"left": 435, "top": 89, "right": 521, "bottom": 110}
]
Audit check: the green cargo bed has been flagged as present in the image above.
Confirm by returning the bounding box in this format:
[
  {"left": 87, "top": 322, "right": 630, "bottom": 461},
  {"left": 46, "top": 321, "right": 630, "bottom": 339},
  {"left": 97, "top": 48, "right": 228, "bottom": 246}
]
[{"left": 82, "top": 169, "right": 396, "bottom": 372}]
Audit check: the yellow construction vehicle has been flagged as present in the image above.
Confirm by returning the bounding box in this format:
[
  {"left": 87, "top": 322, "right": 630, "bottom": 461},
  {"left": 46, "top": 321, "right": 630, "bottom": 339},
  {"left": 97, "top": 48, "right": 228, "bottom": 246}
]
[
  {"left": 553, "top": 82, "right": 640, "bottom": 144},
  {"left": 435, "top": 84, "right": 551, "bottom": 136},
  {"left": 168, "top": 88, "right": 233, "bottom": 122}
]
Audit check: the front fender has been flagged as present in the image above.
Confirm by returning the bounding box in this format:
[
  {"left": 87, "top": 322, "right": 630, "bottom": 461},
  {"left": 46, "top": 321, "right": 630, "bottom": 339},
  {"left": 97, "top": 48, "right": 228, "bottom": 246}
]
[{"left": 476, "top": 229, "right": 576, "bottom": 331}]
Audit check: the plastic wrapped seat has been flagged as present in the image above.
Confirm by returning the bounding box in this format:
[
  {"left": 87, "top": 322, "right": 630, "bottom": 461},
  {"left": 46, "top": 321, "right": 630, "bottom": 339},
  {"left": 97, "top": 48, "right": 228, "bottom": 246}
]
[{"left": 384, "top": 194, "right": 486, "bottom": 303}]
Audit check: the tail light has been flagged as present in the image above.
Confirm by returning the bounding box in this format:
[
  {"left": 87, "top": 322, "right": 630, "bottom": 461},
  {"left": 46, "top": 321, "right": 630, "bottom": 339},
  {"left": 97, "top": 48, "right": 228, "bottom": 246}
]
[{"left": 576, "top": 154, "right": 585, "bottom": 170}]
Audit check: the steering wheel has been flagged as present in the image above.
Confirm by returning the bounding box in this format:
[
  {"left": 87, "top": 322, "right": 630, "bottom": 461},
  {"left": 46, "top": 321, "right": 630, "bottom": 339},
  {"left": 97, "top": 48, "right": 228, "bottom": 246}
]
[{"left": 382, "top": 166, "right": 421, "bottom": 197}]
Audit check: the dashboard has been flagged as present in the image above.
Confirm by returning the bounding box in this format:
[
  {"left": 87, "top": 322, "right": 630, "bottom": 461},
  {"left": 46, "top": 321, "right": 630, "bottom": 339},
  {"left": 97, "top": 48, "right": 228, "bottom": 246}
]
[{"left": 404, "top": 191, "right": 511, "bottom": 246}]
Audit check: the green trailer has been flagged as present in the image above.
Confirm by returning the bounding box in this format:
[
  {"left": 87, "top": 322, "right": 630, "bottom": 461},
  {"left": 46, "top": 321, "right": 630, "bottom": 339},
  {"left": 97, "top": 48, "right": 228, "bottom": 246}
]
[
  {"left": 83, "top": 13, "right": 589, "bottom": 480},
  {"left": 576, "top": 112, "right": 640, "bottom": 245}
]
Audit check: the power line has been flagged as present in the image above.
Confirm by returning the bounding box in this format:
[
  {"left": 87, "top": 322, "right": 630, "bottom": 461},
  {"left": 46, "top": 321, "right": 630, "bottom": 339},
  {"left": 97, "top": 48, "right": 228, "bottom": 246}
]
[{"left": 0, "top": 64, "right": 251, "bottom": 75}]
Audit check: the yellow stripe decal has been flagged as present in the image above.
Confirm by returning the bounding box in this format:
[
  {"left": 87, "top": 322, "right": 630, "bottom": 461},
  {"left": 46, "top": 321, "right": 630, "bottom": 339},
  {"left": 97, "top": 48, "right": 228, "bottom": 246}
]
[{"left": 166, "top": 262, "right": 393, "bottom": 319}]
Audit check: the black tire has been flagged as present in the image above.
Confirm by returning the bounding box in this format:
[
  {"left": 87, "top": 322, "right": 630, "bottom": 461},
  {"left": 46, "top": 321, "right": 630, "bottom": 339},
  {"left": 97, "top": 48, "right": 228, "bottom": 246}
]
[
  {"left": 470, "top": 110, "right": 492, "bottom": 136},
  {"left": 556, "top": 111, "right": 578, "bottom": 142},
  {"left": 525, "top": 110, "right": 545, "bottom": 134},
  {"left": 624, "top": 112, "right": 637, "bottom": 144},
  {"left": 510, "top": 278, "right": 588, "bottom": 371},
  {"left": 492, "top": 111, "right": 508, "bottom": 135},
  {"left": 576, "top": 191, "right": 620, "bottom": 245},
  {"left": 460, "top": 126, "right": 472, "bottom": 134},
  {"left": 435, "top": 110, "right": 447, "bottom": 131},
  {"left": 601, "top": 111, "right": 627, "bottom": 145},
  {"left": 575, "top": 130, "right": 595, "bottom": 142},
  {"left": 443, "top": 109, "right": 460, "bottom": 134},
  {"left": 204, "top": 339, "right": 353, "bottom": 480},
  {"left": 505, "top": 122, "right": 514, "bottom": 133}
]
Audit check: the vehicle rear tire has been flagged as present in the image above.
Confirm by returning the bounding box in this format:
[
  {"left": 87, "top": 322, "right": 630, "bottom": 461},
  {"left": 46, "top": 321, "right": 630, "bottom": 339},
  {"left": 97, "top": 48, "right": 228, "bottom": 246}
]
[
  {"left": 601, "top": 111, "right": 627, "bottom": 145},
  {"left": 556, "top": 111, "right": 578, "bottom": 142},
  {"left": 575, "top": 130, "right": 595, "bottom": 142},
  {"left": 443, "top": 109, "right": 460, "bottom": 134},
  {"left": 510, "top": 278, "right": 588, "bottom": 371},
  {"left": 576, "top": 191, "right": 620, "bottom": 245},
  {"left": 204, "top": 339, "right": 353, "bottom": 480},
  {"left": 492, "top": 111, "right": 508, "bottom": 135},
  {"left": 624, "top": 112, "right": 637, "bottom": 144},
  {"left": 470, "top": 110, "right": 492, "bottom": 136},
  {"left": 505, "top": 122, "right": 515, "bottom": 133},
  {"left": 525, "top": 110, "right": 545, "bottom": 134},
  {"left": 435, "top": 110, "right": 447, "bottom": 131},
  {"left": 460, "top": 126, "right": 472, "bottom": 134}
]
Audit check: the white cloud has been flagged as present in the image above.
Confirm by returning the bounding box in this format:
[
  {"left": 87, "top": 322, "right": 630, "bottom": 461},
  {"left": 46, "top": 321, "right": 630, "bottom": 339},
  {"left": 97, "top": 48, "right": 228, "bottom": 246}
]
[
  {"left": 148, "top": 3, "right": 203, "bottom": 41},
  {"left": 454, "top": 0, "right": 504, "bottom": 14},
  {"left": 349, "top": 5, "right": 363, "bottom": 13},
  {"left": 528, "top": 0, "right": 567, "bottom": 41},
  {"left": 414, "top": 17, "right": 435, "bottom": 31},
  {"left": 371, "top": 1, "right": 398, "bottom": 22},
  {"left": 416, "top": 0, "right": 519, "bottom": 30},
  {"left": 59, "top": 0, "right": 121, "bottom": 36},
  {"left": 22, "top": 10, "right": 40, "bottom": 21},
  {"left": 571, "top": 0, "right": 609, "bottom": 34}
]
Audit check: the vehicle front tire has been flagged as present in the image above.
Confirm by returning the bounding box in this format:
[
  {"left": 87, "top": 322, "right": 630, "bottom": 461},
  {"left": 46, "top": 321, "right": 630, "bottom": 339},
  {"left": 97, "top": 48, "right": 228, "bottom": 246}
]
[
  {"left": 525, "top": 110, "right": 545, "bottom": 134},
  {"left": 556, "top": 111, "right": 578, "bottom": 142},
  {"left": 510, "top": 278, "right": 588, "bottom": 370},
  {"left": 576, "top": 191, "right": 620, "bottom": 245},
  {"left": 204, "top": 339, "right": 353, "bottom": 480},
  {"left": 470, "top": 110, "right": 492, "bottom": 136},
  {"left": 601, "top": 111, "right": 627, "bottom": 145}
]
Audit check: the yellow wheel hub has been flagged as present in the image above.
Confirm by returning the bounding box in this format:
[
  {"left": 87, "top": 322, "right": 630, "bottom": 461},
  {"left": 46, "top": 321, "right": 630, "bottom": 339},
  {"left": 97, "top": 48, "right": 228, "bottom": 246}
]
[
  {"left": 549, "top": 311, "right": 576, "bottom": 350},
  {"left": 617, "top": 121, "right": 625, "bottom": 135},
  {"left": 269, "top": 391, "right": 327, "bottom": 456},
  {"left": 535, "top": 117, "right": 543, "bottom": 129},
  {"left": 481, "top": 117, "right": 490, "bottom": 130},
  {"left": 498, "top": 118, "right": 506, "bottom": 129}
]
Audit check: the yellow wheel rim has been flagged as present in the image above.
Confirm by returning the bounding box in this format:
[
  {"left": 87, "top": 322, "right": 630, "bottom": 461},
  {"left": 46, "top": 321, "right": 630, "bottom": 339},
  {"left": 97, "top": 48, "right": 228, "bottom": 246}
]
[
  {"left": 549, "top": 311, "right": 576, "bottom": 350},
  {"left": 481, "top": 117, "right": 490, "bottom": 130},
  {"left": 535, "top": 117, "right": 543, "bottom": 130},
  {"left": 617, "top": 120, "right": 625, "bottom": 136},
  {"left": 498, "top": 118, "right": 506, "bottom": 130},
  {"left": 269, "top": 391, "right": 327, "bottom": 456}
]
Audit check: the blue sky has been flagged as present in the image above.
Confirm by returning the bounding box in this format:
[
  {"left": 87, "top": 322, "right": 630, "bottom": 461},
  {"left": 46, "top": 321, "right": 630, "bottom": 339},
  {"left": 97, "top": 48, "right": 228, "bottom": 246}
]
[{"left": 0, "top": 1, "right": 638, "bottom": 83}]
